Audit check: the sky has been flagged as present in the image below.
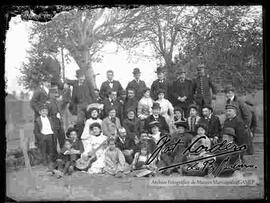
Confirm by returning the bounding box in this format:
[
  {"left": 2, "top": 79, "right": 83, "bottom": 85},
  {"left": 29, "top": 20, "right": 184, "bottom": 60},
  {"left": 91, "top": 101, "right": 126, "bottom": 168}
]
[{"left": 5, "top": 15, "right": 160, "bottom": 96}]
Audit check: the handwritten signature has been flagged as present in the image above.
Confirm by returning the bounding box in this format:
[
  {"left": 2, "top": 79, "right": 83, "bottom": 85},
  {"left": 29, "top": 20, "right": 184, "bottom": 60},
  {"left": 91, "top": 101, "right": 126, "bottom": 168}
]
[{"left": 145, "top": 134, "right": 256, "bottom": 176}]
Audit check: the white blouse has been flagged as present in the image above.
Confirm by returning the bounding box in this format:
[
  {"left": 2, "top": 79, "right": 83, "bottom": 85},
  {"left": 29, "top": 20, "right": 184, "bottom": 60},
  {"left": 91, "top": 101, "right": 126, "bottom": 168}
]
[{"left": 137, "top": 97, "right": 153, "bottom": 120}]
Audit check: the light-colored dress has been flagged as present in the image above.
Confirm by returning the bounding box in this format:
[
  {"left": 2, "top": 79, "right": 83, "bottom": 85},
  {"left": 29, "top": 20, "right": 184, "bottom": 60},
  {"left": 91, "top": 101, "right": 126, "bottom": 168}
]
[
  {"left": 137, "top": 97, "right": 153, "bottom": 120},
  {"left": 81, "top": 118, "right": 102, "bottom": 150},
  {"left": 103, "top": 147, "right": 129, "bottom": 175},
  {"left": 155, "top": 98, "right": 174, "bottom": 130},
  {"left": 81, "top": 133, "right": 107, "bottom": 174}
]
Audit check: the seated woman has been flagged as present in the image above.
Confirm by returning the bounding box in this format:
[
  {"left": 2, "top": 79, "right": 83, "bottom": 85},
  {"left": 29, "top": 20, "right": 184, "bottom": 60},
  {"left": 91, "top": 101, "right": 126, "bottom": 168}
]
[
  {"left": 81, "top": 107, "right": 102, "bottom": 150},
  {"left": 182, "top": 123, "right": 213, "bottom": 177},
  {"left": 155, "top": 88, "right": 174, "bottom": 132},
  {"left": 172, "top": 107, "right": 187, "bottom": 131},
  {"left": 131, "top": 144, "right": 157, "bottom": 177},
  {"left": 102, "top": 107, "right": 121, "bottom": 138},
  {"left": 76, "top": 122, "right": 107, "bottom": 174},
  {"left": 137, "top": 88, "right": 153, "bottom": 121},
  {"left": 187, "top": 104, "right": 201, "bottom": 136},
  {"left": 122, "top": 108, "right": 142, "bottom": 139},
  {"left": 103, "top": 137, "right": 130, "bottom": 177}
]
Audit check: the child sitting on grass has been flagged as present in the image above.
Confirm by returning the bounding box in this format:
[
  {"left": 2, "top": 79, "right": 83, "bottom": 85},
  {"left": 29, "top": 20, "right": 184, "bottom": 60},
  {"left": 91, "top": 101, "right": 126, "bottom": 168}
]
[{"left": 103, "top": 137, "right": 130, "bottom": 177}]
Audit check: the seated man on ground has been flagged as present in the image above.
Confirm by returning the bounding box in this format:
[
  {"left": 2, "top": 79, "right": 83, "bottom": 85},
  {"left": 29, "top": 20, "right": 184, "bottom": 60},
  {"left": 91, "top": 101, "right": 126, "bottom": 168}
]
[{"left": 122, "top": 108, "right": 142, "bottom": 139}]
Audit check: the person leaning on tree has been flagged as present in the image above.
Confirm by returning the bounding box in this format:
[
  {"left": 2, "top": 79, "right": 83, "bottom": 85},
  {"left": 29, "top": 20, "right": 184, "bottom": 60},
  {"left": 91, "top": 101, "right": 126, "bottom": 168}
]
[
  {"left": 30, "top": 78, "right": 52, "bottom": 148},
  {"left": 192, "top": 64, "right": 217, "bottom": 110}
]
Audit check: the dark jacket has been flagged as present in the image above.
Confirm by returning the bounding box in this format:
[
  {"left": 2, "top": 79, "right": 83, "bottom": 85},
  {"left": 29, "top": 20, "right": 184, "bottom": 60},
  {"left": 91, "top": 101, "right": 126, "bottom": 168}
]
[
  {"left": 226, "top": 96, "right": 252, "bottom": 127},
  {"left": 144, "top": 115, "right": 170, "bottom": 134},
  {"left": 102, "top": 98, "right": 123, "bottom": 121},
  {"left": 123, "top": 97, "right": 138, "bottom": 118},
  {"left": 171, "top": 79, "right": 194, "bottom": 108},
  {"left": 100, "top": 80, "right": 123, "bottom": 99},
  {"left": 47, "top": 98, "right": 63, "bottom": 129},
  {"left": 192, "top": 74, "right": 217, "bottom": 105},
  {"left": 30, "top": 88, "right": 50, "bottom": 118},
  {"left": 150, "top": 79, "right": 169, "bottom": 100},
  {"left": 70, "top": 81, "right": 94, "bottom": 106},
  {"left": 223, "top": 116, "right": 253, "bottom": 155},
  {"left": 122, "top": 117, "right": 142, "bottom": 138},
  {"left": 115, "top": 136, "right": 137, "bottom": 152},
  {"left": 126, "top": 79, "right": 147, "bottom": 100},
  {"left": 70, "top": 139, "right": 84, "bottom": 154},
  {"left": 199, "top": 114, "right": 222, "bottom": 139}
]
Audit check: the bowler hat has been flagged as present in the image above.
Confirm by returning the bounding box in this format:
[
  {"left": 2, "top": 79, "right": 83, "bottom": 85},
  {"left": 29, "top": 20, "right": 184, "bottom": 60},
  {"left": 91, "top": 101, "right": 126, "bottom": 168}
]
[
  {"left": 90, "top": 122, "right": 101, "bottom": 130},
  {"left": 155, "top": 67, "right": 165, "bottom": 74},
  {"left": 224, "top": 85, "right": 235, "bottom": 93},
  {"left": 225, "top": 104, "right": 238, "bottom": 110},
  {"left": 222, "top": 127, "right": 236, "bottom": 137},
  {"left": 175, "top": 121, "right": 188, "bottom": 129},
  {"left": 152, "top": 102, "right": 161, "bottom": 109},
  {"left": 39, "top": 104, "right": 48, "bottom": 111},
  {"left": 132, "top": 68, "right": 141, "bottom": 74}
]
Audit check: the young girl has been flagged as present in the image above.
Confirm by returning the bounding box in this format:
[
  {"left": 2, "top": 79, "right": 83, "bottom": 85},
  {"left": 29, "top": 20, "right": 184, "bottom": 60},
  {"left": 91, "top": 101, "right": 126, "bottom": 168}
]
[
  {"left": 81, "top": 107, "right": 102, "bottom": 150},
  {"left": 131, "top": 144, "right": 157, "bottom": 177},
  {"left": 103, "top": 137, "right": 130, "bottom": 177}
]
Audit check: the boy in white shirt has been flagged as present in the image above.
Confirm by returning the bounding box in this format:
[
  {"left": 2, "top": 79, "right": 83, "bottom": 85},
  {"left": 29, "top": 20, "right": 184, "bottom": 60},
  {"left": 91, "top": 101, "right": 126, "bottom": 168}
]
[{"left": 34, "top": 104, "right": 56, "bottom": 171}]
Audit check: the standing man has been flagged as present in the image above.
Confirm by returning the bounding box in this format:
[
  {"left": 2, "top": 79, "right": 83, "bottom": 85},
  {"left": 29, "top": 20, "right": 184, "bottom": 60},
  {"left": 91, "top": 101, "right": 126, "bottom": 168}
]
[
  {"left": 126, "top": 68, "right": 147, "bottom": 100},
  {"left": 66, "top": 69, "right": 94, "bottom": 123},
  {"left": 30, "top": 78, "right": 52, "bottom": 148},
  {"left": 150, "top": 67, "right": 169, "bottom": 101},
  {"left": 100, "top": 70, "right": 123, "bottom": 100},
  {"left": 192, "top": 64, "right": 217, "bottom": 110},
  {"left": 171, "top": 68, "right": 194, "bottom": 117},
  {"left": 224, "top": 85, "right": 252, "bottom": 128}
]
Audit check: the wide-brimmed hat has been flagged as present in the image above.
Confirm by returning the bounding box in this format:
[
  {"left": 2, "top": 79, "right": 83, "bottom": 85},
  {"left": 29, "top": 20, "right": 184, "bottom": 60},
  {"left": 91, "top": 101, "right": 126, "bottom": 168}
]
[
  {"left": 132, "top": 68, "right": 141, "bottom": 74},
  {"left": 174, "top": 120, "right": 188, "bottom": 129},
  {"left": 155, "top": 67, "right": 165, "bottom": 74},
  {"left": 152, "top": 102, "right": 161, "bottom": 109},
  {"left": 149, "top": 120, "right": 160, "bottom": 129},
  {"left": 224, "top": 85, "right": 235, "bottom": 93},
  {"left": 222, "top": 127, "right": 236, "bottom": 137}
]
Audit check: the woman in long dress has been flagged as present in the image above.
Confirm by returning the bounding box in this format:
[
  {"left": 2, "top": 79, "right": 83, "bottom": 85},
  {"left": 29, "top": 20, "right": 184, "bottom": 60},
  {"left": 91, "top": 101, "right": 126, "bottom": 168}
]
[
  {"left": 81, "top": 107, "right": 102, "bottom": 151},
  {"left": 155, "top": 89, "right": 174, "bottom": 132},
  {"left": 137, "top": 88, "right": 153, "bottom": 121}
]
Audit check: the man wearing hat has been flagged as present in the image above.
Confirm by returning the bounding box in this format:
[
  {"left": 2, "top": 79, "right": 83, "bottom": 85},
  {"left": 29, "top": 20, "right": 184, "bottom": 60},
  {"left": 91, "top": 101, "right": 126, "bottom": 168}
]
[
  {"left": 143, "top": 102, "right": 169, "bottom": 134},
  {"left": 171, "top": 67, "right": 194, "bottom": 117},
  {"left": 100, "top": 70, "right": 123, "bottom": 100},
  {"left": 126, "top": 68, "right": 147, "bottom": 100},
  {"left": 192, "top": 64, "right": 217, "bottom": 109},
  {"left": 199, "top": 105, "right": 222, "bottom": 144},
  {"left": 224, "top": 84, "right": 252, "bottom": 128},
  {"left": 223, "top": 104, "right": 253, "bottom": 157},
  {"left": 150, "top": 67, "right": 169, "bottom": 100},
  {"left": 66, "top": 69, "right": 95, "bottom": 122},
  {"left": 30, "top": 78, "right": 52, "bottom": 148},
  {"left": 215, "top": 127, "right": 241, "bottom": 177}
]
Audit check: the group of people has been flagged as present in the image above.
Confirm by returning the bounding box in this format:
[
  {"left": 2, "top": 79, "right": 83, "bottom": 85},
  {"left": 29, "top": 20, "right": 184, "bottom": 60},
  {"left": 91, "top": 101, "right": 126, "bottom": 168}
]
[{"left": 30, "top": 64, "right": 257, "bottom": 178}]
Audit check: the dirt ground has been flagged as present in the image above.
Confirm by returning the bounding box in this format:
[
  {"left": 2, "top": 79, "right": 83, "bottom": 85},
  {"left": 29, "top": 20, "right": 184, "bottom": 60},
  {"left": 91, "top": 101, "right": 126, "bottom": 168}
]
[{"left": 6, "top": 141, "right": 264, "bottom": 201}]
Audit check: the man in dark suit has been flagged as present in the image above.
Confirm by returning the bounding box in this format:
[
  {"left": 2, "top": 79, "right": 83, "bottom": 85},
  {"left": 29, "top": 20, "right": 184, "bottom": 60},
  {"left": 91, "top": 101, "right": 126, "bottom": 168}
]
[
  {"left": 192, "top": 64, "right": 217, "bottom": 109},
  {"left": 223, "top": 104, "right": 253, "bottom": 158},
  {"left": 150, "top": 67, "right": 169, "bottom": 100},
  {"left": 100, "top": 70, "right": 123, "bottom": 99},
  {"left": 115, "top": 127, "right": 137, "bottom": 164},
  {"left": 102, "top": 90, "right": 123, "bottom": 121},
  {"left": 126, "top": 68, "right": 147, "bottom": 100},
  {"left": 30, "top": 79, "right": 51, "bottom": 148},
  {"left": 224, "top": 85, "right": 252, "bottom": 128},
  {"left": 171, "top": 68, "right": 194, "bottom": 117},
  {"left": 144, "top": 102, "right": 169, "bottom": 134},
  {"left": 123, "top": 88, "right": 138, "bottom": 119},
  {"left": 199, "top": 105, "right": 222, "bottom": 144},
  {"left": 66, "top": 69, "right": 94, "bottom": 123}
]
